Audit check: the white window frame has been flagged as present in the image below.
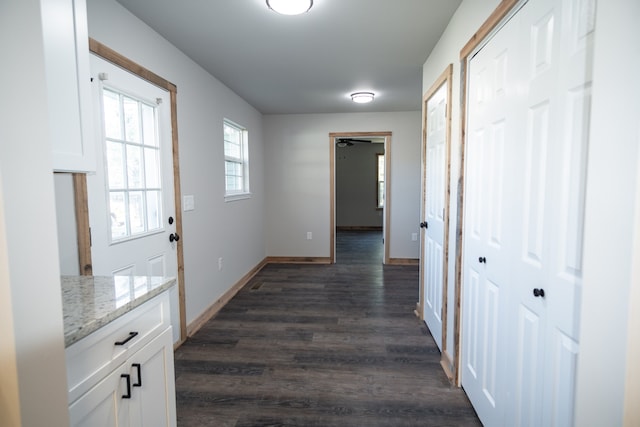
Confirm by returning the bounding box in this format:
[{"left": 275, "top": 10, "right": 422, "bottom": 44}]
[
  {"left": 223, "top": 119, "right": 251, "bottom": 201},
  {"left": 102, "top": 86, "right": 165, "bottom": 243}
]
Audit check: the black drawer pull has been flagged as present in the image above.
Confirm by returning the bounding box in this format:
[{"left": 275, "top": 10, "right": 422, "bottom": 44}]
[
  {"left": 132, "top": 363, "right": 142, "bottom": 387},
  {"left": 114, "top": 331, "right": 139, "bottom": 346},
  {"left": 121, "top": 374, "right": 131, "bottom": 399}
]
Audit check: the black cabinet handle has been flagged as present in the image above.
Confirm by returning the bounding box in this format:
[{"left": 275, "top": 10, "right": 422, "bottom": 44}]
[
  {"left": 132, "top": 363, "right": 142, "bottom": 387},
  {"left": 114, "top": 331, "right": 138, "bottom": 346},
  {"left": 121, "top": 374, "right": 132, "bottom": 399}
]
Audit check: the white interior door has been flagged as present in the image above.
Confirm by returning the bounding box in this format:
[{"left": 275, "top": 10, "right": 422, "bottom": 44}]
[
  {"left": 87, "top": 54, "right": 180, "bottom": 343},
  {"left": 421, "top": 83, "right": 447, "bottom": 350},
  {"left": 461, "top": 0, "right": 594, "bottom": 425},
  {"left": 513, "top": 0, "right": 594, "bottom": 424},
  {"left": 461, "top": 10, "right": 523, "bottom": 423}
]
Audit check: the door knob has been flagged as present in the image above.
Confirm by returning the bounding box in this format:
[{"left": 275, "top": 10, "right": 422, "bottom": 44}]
[
  {"left": 478, "top": 257, "right": 487, "bottom": 263},
  {"left": 419, "top": 221, "right": 428, "bottom": 229},
  {"left": 533, "top": 288, "right": 545, "bottom": 298},
  {"left": 169, "top": 233, "right": 180, "bottom": 242}
]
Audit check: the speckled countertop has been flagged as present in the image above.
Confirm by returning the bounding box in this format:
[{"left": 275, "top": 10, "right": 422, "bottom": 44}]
[{"left": 61, "top": 275, "right": 176, "bottom": 347}]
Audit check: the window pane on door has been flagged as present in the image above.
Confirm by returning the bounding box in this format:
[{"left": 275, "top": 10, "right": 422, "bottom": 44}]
[
  {"left": 141, "top": 103, "right": 157, "bottom": 147},
  {"left": 144, "top": 148, "right": 160, "bottom": 188},
  {"left": 110, "top": 192, "right": 127, "bottom": 239},
  {"left": 103, "top": 89, "right": 122, "bottom": 139},
  {"left": 126, "top": 145, "right": 143, "bottom": 189},
  {"left": 106, "top": 141, "right": 125, "bottom": 189},
  {"left": 146, "top": 190, "right": 162, "bottom": 231},
  {"left": 123, "top": 96, "right": 141, "bottom": 143},
  {"left": 128, "top": 191, "right": 145, "bottom": 235}
]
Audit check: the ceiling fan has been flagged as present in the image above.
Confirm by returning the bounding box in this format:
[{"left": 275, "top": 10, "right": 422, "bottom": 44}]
[{"left": 336, "top": 138, "right": 372, "bottom": 147}]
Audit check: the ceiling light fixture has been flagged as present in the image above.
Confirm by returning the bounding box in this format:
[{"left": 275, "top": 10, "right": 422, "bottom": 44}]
[
  {"left": 266, "top": 0, "right": 313, "bottom": 15},
  {"left": 351, "top": 92, "right": 375, "bottom": 104}
]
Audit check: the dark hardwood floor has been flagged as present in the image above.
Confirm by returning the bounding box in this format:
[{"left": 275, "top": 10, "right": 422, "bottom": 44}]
[{"left": 174, "top": 231, "right": 481, "bottom": 426}]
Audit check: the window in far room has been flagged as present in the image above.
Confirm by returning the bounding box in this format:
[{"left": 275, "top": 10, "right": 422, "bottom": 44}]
[
  {"left": 223, "top": 119, "right": 250, "bottom": 200},
  {"left": 377, "top": 153, "right": 385, "bottom": 209}
]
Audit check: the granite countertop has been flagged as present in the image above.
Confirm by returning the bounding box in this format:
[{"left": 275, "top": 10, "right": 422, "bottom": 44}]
[{"left": 61, "top": 275, "right": 176, "bottom": 347}]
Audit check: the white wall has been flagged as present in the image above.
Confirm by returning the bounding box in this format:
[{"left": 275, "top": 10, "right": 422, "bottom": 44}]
[
  {"left": 0, "top": 0, "right": 70, "bottom": 425},
  {"left": 421, "top": 0, "right": 501, "bottom": 361},
  {"left": 54, "top": 173, "right": 80, "bottom": 275},
  {"left": 575, "top": 0, "right": 640, "bottom": 424},
  {"left": 336, "top": 142, "right": 384, "bottom": 228},
  {"left": 87, "top": 0, "right": 266, "bottom": 326},
  {"left": 263, "top": 112, "right": 421, "bottom": 260}
]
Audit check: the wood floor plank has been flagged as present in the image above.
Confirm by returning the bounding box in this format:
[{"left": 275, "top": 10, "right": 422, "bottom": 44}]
[{"left": 175, "top": 231, "right": 480, "bottom": 426}]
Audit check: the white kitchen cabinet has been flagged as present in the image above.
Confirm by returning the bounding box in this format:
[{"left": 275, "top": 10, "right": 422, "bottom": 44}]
[
  {"left": 66, "top": 291, "right": 177, "bottom": 427},
  {"left": 41, "top": 0, "right": 96, "bottom": 172}
]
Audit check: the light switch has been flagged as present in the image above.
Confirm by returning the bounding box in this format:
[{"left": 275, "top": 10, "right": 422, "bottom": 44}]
[{"left": 183, "top": 195, "right": 195, "bottom": 211}]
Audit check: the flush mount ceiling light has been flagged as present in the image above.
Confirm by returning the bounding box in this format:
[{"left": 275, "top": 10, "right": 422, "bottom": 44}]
[
  {"left": 351, "top": 92, "right": 375, "bottom": 104},
  {"left": 266, "top": 0, "right": 313, "bottom": 15}
]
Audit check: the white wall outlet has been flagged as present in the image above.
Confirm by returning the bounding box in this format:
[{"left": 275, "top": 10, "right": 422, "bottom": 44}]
[
  {"left": 306, "top": 232, "right": 312, "bottom": 240},
  {"left": 411, "top": 233, "right": 418, "bottom": 241},
  {"left": 218, "top": 257, "right": 223, "bottom": 271}
]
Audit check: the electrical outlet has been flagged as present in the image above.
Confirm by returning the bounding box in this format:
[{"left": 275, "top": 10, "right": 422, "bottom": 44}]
[
  {"left": 218, "top": 257, "right": 223, "bottom": 271},
  {"left": 306, "top": 232, "right": 312, "bottom": 240}
]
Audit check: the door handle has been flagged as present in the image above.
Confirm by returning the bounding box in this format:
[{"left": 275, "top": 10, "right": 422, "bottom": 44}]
[
  {"left": 419, "top": 221, "right": 428, "bottom": 229},
  {"left": 169, "top": 233, "right": 180, "bottom": 242},
  {"left": 533, "top": 288, "right": 545, "bottom": 298},
  {"left": 478, "top": 257, "right": 487, "bottom": 264}
]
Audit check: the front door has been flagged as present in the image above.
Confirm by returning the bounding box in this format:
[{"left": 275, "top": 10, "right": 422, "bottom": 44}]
[{"left": 87, "top": 54, "right": 179, "bottom": 342}]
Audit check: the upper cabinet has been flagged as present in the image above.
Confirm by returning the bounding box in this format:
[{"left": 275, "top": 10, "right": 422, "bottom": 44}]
[{"left": 42, "top": 0, "right": 96, "bottom": 172}]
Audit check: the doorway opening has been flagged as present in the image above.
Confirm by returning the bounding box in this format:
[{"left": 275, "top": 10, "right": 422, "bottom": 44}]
[{"left": 330, "top": 131, "right": 391, "bottom": 264}]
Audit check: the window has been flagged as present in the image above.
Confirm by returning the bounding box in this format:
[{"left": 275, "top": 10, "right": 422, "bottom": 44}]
[
  {"left": 224, "top": 119, "right": 250, "bottom": 199},
  {"left": 102, "top": 88, "right": 163, "bottom": 241},
  {"left": 377, "top": 153, "right": 385, "bottom": 209}
]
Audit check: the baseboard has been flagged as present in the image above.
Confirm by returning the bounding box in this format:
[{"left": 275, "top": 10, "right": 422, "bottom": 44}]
[
  {"left": 186, "top": 257, "right": 268, "bottom": 337},
  {"left": 336, "top": 226, "right": 383, "bottom": 231},
  {"left": 265, "top": 256, "right": 332, "bottom": 264},
  {"left": 387, "top": 258, "right": 419, "bottom": 266}
]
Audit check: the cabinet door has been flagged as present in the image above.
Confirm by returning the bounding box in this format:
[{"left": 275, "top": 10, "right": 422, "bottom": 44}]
[
  {"left": 69, "top": 364, "right": 130, "bottom": 427},
  {"left": 42, "top": 0, "right": 95, "bottom": 172},
  {"left": 128, "top": 327, "right": 177, "bottom": 427}
]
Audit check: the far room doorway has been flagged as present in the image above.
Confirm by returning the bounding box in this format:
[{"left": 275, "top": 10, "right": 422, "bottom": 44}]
[{"left": 330, "top": 132, "right": 391, "bottom": 264}]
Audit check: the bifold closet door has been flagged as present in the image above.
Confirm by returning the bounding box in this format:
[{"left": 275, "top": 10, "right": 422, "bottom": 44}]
[{"left": 461, "top": 0, "right": 594, "bottom": 425}]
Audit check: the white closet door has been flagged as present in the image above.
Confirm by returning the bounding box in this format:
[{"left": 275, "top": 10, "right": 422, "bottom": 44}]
[
  {"left": 461, "top": 8, "right": 523, "bottom": 424},
  {"left": 462, "top": 0, "right": 595, "bottom": 425},
  {"left": 422, "top": 83, "right": 448, "bottom": 350}
]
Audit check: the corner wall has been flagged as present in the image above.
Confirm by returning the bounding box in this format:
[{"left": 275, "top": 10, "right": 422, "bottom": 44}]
[
  {"left": 263, "top": 112, "right": 421, "bottom": 260},
  {"left": 87, "top": 0, "right": 266, "bottom": 327},
  {"left": 0, "top": 0, "right": 70, "bottom": 424},
  {"left": 575, "top": 0, "right": 640, "bottom": 423}
]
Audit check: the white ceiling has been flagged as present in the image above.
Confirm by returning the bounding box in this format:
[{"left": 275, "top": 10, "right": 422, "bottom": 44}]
[{"left": 114, "top": 0, "right": 462, "bottom": 114}]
